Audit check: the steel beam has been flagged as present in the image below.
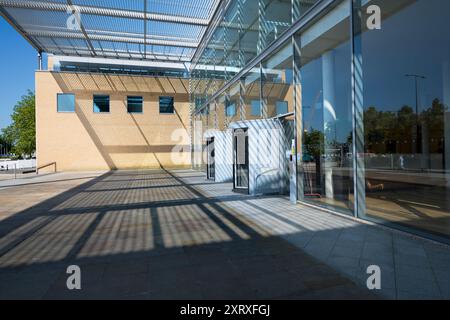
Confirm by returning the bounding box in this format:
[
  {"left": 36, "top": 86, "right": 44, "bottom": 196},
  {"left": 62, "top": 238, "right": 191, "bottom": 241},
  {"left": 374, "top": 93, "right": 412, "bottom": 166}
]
[
  {"left": 27, "top": 30, "right": 200, "bottom": 48},
  {"left": 192, "top": 0, "right": 230, "bottom": 67},
  {"left": 52, "top": 55, "right": 189, "bottom": 69},
  {"left": 47, "top": 46, "right": 192, "bottom": 62},
  {"left": 37, "top": 50, "right": 42, "bottom": 70},
  {"left": 194, "top": 0, "right": 337, "bottom": 115},
  {"left": 0, "top": 0, "right": 210, "bottom": 26},
  {"left": 67, "top": 0, "right": 96, "bottom": 56},
  {"left": 0, "top": 5, "right": 42, "bottom": 51},
  {"left": 143, "top": 0, "right": 147, "bottom": 59}
]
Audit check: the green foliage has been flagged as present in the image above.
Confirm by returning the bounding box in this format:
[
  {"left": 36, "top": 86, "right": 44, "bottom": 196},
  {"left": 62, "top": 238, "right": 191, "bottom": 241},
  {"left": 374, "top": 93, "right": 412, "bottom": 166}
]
[
  {"left": 304, "top": 129, "right": 324, "bottom": 159},
  {"left": 1, "top": 125, "right": 15, "bottom": 145},
  {"left": 359, "top": 99, "right": 446, "bottom": 153},
  {"left": 1, "top": 90, "right": 35, "bottom": 157}
]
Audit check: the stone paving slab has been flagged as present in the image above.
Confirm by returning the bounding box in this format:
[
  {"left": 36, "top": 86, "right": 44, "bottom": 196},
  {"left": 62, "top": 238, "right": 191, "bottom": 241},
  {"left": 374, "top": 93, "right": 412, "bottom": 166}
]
[
  {"left": 174, "top": 170, "right": 450, "bottom": 300},
  {"left": 0, "top": 169, "right": 447, "bottom": 299}
]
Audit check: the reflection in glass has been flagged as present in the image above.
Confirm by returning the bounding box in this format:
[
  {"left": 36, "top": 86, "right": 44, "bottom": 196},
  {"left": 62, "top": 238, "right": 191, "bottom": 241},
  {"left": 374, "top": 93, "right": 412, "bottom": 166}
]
[
  {"left": 295, "top": 0, "right": 353, "bottom": 215},
  {"left": 251, "top": 100, "right": 261, "bottom": 116},
  {"left": 261, "top": 41, "right": 295, "bottom": 197},
  {"left": 262, "top": 42, "right": 294, "bottom": 118},
  {"left": 356, "top": 0, "right": 450, "bottom": 238},
  {"left": 242, "top": 67, "right": 262, "bottom": 120}
]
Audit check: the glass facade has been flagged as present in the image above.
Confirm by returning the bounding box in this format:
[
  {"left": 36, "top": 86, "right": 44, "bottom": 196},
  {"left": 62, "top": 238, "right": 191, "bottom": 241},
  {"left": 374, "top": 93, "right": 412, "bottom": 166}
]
[
  {"left": 354, "top": 0, "right": 450, "bottom": 238},
  {"left": 191, "top": 0, "right": 450, "bottom": 241},
  {"left": 296, "top": 0, "right": 354, "bottom": 215},
  {"left": 190, "top": 0, "right": 319, "bottom": 115},
  {"left": 262, "top": 42, "right": 294, "bottom": 118}
]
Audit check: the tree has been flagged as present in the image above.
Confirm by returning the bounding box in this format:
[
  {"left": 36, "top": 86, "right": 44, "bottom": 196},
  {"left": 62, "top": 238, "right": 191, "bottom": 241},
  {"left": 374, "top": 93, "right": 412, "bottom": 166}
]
[
  {"left": 304, "top": 129, "right": 325, "bottom": 190},
  {"left": 1, "top": 91, "right": 35, "bottom": 157},
  {"left": 0, "top": 132, "right": 12, "bottom": 156},
  {"left": 304, "top": 129, "right": 324, "bottom": 161},
  {"left": 1, "top": 125, "right": 15, "bottom": 146}
]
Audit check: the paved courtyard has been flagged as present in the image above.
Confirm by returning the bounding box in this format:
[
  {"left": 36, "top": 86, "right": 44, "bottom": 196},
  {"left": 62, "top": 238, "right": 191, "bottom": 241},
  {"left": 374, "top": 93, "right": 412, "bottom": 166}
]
[{"left": 0, "top": 169, "right": 449, "bottom": 299}]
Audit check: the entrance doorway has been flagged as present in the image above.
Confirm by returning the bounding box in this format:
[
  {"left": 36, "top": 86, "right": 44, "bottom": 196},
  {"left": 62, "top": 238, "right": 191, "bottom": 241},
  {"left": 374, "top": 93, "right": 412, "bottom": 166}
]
[
  {"left": 206, "top": 137, "right": 215, "bottom": 180},
  {"left": 233, "top": 128, "right": 249, "bottom": 192}
]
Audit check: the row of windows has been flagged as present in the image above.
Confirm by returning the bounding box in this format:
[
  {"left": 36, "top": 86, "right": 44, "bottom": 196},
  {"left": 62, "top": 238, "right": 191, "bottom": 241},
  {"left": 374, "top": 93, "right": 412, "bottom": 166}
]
[
  {"left": 57, "top": 94, "right": 175, "bottom": 114},
  {"left": 224, "top": 100, "right": 289, "bottom": 117}
]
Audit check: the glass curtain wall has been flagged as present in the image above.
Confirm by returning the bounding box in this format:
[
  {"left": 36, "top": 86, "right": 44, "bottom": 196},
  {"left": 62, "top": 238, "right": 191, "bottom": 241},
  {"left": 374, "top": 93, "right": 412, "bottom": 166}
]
[
  {"left": 240, "top": 0, "right": 260, "bottom": 65},
  {"left": 262, "top": 42, "right": 295, "bottom": 195},
  {"left": 191, "top": 0, "right": 450, "bottom": 241},
  {"left": 354, "top": 0, "right": 450, "bottom": 239},
  {"left": 227, "top": 83, "right": 241, "bottom": 125},
  {"left": 242, "top": 66, "right": 263, "bottom": 120},
  {"left": 191, "top": 0, "right": 318, "bottom": 107},
  {"left": 262, "top": 42, "right": 294, "bottom": 118},
  {"left": 295, "top": 0, "right": 354, "bottom": 215}
]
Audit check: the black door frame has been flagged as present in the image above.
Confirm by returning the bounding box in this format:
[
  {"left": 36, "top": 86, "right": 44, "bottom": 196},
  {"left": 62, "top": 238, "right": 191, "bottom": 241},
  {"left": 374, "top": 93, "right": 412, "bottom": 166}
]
[{"left": 206, "top": 137, "right": 215, "bottom": 181}]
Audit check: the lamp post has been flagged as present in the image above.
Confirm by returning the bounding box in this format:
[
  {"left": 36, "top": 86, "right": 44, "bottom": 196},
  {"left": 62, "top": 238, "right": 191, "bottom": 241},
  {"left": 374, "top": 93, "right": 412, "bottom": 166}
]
[{"left": 405, "top": 74, "right": 426, "bottom": 154}]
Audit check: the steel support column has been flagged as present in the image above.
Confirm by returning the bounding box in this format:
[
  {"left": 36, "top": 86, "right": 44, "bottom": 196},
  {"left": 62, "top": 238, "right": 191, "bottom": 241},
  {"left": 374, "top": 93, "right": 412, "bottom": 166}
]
[
  {"left": 293, "top": 34, "right": 302, "bottom": 202},
  {"left": 351, "top": 0, "right": 366, "bottom": 218},
  {"left": 37, "top": 51, "right": 43, "bottom": 70}
]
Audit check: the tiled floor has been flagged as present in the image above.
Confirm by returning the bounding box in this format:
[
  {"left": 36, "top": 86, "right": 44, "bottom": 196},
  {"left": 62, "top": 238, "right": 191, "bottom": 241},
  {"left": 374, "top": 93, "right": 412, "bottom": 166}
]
[
  {"left": 0, "top": 169, "right": 448, "bottom": 299},
  {"left": 186, "top": 171, "right": 450, "bottom": 299}
]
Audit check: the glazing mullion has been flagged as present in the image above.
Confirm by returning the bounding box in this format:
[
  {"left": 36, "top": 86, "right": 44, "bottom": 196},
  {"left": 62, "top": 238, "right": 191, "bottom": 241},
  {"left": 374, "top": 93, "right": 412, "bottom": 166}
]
[{"left": 350, "top": 0, "right": 366, "bottom": 218}]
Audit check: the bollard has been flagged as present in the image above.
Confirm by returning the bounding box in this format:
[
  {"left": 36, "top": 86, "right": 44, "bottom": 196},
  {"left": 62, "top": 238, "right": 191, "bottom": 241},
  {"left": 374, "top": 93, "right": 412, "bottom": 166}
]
[{"left": 14, "top": 163, "right": 17, "bottom": 180}]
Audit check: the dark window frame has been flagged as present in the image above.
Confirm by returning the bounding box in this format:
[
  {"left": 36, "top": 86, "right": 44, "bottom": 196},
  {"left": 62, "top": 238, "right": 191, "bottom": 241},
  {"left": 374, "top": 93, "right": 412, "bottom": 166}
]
[
  {"left": 127, "top": 96, "right": 144, "bottom": 114},
  {"left": 93, "top": 94, "right": 110, "bottom": 113},
  {"left": 159, "top": 96, "right": 174, "bottom": 114}
]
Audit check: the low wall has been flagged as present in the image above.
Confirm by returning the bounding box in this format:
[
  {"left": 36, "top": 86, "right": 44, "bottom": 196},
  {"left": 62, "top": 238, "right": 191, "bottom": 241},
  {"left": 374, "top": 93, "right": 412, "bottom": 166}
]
[{"left": 0, "top": 159, "right": 36, "bottom": 170}]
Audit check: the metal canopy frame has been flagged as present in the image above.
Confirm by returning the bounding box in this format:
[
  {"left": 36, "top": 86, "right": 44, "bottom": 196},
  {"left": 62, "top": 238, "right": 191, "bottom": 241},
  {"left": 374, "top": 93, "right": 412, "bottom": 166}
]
[{"left": 0, "top": 0, "right": 221, "bottom": 62}]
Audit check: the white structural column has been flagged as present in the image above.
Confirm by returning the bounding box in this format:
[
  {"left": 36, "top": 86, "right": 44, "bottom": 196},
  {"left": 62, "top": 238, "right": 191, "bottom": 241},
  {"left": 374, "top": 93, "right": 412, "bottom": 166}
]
[
  {"left": 322, "top": 50, "right": 336, "bottom": 199},
  {"left": 443, "top": 61, "right": 450, "bottom": 187}
]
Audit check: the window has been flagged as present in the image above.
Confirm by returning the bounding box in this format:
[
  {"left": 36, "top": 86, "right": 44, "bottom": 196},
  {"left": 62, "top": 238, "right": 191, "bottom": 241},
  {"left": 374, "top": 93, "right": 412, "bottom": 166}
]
[
  {"left": 93, "top": 95, "right": 110, "bottom": 113},
  {"left": 356, "top": 0, "right": 450, "bottom": 238},
  {"left": 295, "top": 0, "right": 353, "bottom": 215},
  {"left": 242, "top": 68, "right": 261, "bottom": 118},
  {"left": 159, "top": 96, "right": 174, "bottom": 114},
  {"left": 276, "top": 101, "right": 288, "bottom": 115},
  {"left": 195, "top": 97, "right": 206, "bottom": 110},
  {"left": 203, "top": 104, "right": 210, "bottom": 115},
  {"left": 262, "top": 42, "right": 294, "bottom": 118},
  {"left": 225, "top": 100, "right": 236, "bottom": 117},
  {"left": 251, "top": 100, "right": 261, "bottom": 116},
  {"left": 127, "top": 96, "right": 143, "bottom": 113},
  {"left": 57, "top": 93, "right": 75, "bottom": 112}
]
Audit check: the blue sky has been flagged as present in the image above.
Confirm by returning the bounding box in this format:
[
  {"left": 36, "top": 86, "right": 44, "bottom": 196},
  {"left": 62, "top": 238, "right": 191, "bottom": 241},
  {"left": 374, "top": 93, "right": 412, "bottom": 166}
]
[{"left": 0, "top": 18, "right": 37, "bottom": 130}]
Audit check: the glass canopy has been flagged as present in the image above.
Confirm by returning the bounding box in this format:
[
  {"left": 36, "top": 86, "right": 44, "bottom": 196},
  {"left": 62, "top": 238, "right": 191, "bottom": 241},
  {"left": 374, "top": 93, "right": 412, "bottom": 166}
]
[{"left": 0, "top": 0, "right": 221, "bottom": 62}]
